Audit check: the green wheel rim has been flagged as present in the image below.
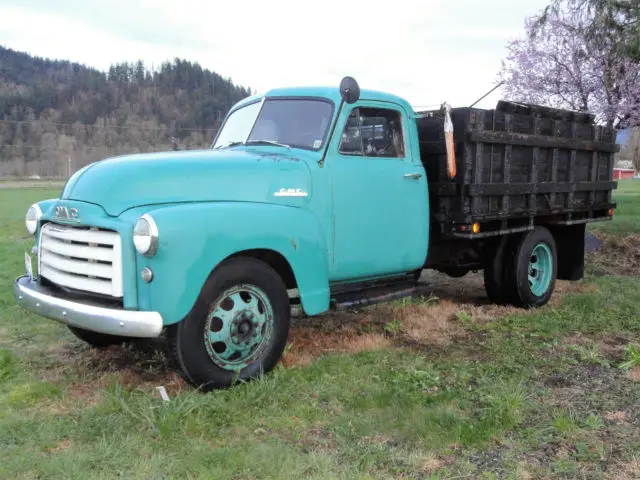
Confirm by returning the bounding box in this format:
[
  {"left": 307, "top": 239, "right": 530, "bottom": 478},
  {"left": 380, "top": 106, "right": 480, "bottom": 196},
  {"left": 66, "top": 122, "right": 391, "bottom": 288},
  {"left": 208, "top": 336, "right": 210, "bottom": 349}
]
[
  {"left": 204, "top": 284, "right": 274, "bottom": 371},
  {"left": 528, "top": 243, "right": 553, "bottom": 297}
]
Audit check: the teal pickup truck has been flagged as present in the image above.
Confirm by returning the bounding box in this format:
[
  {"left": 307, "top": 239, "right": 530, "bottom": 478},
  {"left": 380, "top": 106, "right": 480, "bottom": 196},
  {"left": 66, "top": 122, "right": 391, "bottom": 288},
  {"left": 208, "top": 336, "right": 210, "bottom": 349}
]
[{"left": 14, "top": 78, "right": 618, "bottom": 390}]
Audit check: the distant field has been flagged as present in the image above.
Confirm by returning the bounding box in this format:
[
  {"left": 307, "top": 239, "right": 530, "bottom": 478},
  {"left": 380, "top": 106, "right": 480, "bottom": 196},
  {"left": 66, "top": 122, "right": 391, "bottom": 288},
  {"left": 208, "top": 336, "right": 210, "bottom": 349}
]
[
  {"left": 0, "top": 182, "right": 639, "bottom": 478},
  {"left": 0, "top": 180, "right": 65, "bottom": 190}
]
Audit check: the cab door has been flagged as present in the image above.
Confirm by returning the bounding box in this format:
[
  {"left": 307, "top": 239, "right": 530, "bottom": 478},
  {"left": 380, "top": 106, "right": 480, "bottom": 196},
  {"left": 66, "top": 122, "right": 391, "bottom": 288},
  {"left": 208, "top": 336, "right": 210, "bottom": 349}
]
[{"left": 327, "top": 100, "right": 429, "bottom": 281}]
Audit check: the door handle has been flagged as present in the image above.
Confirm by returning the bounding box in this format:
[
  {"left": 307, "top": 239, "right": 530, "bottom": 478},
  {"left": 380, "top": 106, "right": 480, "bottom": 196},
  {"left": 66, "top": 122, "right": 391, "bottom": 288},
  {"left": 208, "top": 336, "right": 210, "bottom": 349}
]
[{"left": 404, "top": 172, "right": 422, "bottom": 179}]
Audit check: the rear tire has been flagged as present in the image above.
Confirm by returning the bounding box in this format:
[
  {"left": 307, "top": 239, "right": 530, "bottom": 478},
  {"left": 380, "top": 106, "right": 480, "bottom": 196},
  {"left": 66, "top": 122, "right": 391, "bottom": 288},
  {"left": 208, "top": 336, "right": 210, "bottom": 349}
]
[
  {"left": 67, "top": 326, "right": 128, "bottom": 348},
  {"left": 168, "top": 257, "right": 290, "bottom": 391},
  {"left": 503, "top": 227, "right": 557, "bottom": 308}
]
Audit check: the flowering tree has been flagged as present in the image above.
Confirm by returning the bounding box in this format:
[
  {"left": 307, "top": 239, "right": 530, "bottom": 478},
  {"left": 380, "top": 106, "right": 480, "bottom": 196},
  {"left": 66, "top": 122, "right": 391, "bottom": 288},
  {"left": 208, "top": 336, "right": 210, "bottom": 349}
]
[{"left": 499, "top": 2, "right": 640, "bottom": 128}]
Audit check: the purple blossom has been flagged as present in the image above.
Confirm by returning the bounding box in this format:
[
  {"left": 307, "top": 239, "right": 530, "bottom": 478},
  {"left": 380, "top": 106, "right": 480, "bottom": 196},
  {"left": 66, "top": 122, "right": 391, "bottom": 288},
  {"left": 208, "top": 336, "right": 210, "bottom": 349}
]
[{"left": 498, "top": 3, "right": 640, "bottom": 128}]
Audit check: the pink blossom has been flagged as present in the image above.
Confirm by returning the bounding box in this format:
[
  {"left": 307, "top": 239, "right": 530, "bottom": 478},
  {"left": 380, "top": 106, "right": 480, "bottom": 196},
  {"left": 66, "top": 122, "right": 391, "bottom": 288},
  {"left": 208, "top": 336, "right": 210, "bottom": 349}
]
[{"left": 499, "top": 4, "right": 640, "bottom": 128}]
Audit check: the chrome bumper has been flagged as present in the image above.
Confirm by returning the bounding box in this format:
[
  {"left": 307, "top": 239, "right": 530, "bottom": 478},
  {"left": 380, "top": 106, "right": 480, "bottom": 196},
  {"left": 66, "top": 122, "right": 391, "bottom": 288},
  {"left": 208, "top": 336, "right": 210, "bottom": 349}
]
[{"left": 13, "top": 276, "right": 163, "bottom": 338}]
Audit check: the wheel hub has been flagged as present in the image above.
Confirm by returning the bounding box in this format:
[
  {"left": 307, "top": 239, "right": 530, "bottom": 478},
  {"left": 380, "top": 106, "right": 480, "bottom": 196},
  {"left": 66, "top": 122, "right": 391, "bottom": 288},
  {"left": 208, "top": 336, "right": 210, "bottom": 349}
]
[
  {"left": 231, "top": 312, "right": 258, "bottom": 345},
  {"left": 528, "top": 243, "right": 553, "bottom": 297},
  {"left": 203, "top": 284, "right": 274, "bottom": 371}
]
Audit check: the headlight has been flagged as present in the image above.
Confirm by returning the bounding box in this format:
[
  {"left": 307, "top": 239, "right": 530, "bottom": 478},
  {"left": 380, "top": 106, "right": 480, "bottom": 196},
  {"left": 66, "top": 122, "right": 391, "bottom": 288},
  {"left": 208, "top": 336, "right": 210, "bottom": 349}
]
[
  {"left": 25, "top": 204, "right": 42, "bottom": 235},
  {"left": 133, "top": 214, "right": 159, "bottom": 257}
]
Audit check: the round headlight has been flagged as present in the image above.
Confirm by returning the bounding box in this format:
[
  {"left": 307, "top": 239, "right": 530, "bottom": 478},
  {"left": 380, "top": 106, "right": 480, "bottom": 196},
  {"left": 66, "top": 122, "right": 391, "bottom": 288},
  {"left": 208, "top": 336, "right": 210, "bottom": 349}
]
[
  {"left": 133, "top": 214, "right": 159, "bottom": 257},
  {"left": 25, "top": 204, "right": 42, "bottom": 235}
]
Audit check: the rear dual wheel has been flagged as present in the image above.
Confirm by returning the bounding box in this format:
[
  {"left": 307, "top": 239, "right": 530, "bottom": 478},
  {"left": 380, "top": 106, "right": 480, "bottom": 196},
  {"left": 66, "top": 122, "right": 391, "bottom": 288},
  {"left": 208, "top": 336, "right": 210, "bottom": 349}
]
[{"left": 484, "top": 227, "right": 557, "bottom": 308}]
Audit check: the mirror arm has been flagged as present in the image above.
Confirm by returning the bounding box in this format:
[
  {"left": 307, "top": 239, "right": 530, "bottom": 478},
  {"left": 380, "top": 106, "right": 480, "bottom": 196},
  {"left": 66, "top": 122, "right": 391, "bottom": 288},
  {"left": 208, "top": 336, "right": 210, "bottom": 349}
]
[
  {"left": 319, "top": 76, "right": 360, "bottom": 167},
  {"left": 318, "top": 98, "right": 345, "bottom": 168}
]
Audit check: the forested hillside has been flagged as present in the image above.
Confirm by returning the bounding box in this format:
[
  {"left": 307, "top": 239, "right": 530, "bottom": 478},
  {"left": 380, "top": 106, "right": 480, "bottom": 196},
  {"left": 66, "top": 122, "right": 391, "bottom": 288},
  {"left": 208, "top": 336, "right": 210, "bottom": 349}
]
[{"left": 0, "top": 46, "right": 251, "bottom": 177}]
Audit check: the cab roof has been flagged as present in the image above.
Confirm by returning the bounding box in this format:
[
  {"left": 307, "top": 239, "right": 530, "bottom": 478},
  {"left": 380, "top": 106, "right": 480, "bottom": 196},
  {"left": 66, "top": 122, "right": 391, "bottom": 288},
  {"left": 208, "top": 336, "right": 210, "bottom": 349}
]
[{"left": 231, "top": 86, "right": 414, "bottom": 114}]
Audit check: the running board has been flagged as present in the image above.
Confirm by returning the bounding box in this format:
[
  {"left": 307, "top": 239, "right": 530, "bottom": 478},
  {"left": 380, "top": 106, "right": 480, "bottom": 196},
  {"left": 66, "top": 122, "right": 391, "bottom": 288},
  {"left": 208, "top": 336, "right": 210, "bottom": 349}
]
[{"left": 330, "top": 280, "right": 430, "bottom": 311}]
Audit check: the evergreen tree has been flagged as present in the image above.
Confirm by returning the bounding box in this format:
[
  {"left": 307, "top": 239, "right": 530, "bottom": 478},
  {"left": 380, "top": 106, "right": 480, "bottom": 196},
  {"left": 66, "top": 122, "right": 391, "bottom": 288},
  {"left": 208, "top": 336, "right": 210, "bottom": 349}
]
[{"left": 0, "top": 46, "right": 251, "bottom": 177}]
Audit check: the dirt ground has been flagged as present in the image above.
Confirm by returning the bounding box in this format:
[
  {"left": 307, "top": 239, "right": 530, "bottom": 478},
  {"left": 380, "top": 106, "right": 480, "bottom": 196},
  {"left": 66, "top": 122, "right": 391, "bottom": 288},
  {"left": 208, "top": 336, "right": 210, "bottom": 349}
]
[{"left": 586, "top": 233, "right": 640, "bottom": 277}]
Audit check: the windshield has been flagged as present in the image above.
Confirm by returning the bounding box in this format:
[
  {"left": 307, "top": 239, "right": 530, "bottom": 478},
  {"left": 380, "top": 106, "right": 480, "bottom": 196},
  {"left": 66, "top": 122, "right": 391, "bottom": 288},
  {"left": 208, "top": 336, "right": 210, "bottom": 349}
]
[{"left": 213, "top": 98, "right": 334, "bottom": 151}]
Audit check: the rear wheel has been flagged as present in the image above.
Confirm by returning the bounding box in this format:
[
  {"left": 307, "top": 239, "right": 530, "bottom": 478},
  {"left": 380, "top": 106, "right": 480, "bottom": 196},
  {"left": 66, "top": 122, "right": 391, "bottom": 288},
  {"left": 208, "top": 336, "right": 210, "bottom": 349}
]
[
  {"left": 67, "top": 326, "right": 129, "bottom": 348},
  {"left": 168, "top": 257, "right": 290, "bottom": 391},
  {"left": 503, "top": 227, "right": 557, "bottom": 308}
]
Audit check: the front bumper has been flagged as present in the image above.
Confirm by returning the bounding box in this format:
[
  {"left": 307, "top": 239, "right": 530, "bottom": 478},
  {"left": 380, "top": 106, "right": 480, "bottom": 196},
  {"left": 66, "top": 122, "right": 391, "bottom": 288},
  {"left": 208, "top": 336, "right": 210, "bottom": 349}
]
[{"left": 13, "top": 276, "right": 163, "bottom": 338}]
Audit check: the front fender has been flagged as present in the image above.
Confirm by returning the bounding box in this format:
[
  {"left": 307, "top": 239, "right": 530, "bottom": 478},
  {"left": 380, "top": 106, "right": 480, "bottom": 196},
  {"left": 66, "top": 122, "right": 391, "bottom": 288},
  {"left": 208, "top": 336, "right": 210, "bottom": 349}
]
[{"left": 137, "top": 202, "right": 330, "bottom": 324}]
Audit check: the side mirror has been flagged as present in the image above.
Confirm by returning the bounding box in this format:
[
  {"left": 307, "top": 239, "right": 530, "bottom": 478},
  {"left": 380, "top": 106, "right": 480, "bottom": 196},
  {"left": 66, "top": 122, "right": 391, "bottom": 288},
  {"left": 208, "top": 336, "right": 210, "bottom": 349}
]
[{"left": 339, "top": 76, "right": 360, "bottom": 104}]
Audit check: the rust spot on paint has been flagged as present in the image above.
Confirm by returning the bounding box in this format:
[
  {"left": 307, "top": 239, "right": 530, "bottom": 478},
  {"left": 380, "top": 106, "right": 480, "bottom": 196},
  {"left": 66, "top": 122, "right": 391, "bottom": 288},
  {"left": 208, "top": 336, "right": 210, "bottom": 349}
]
[
  {"left": 258, "top": 153, "right": 300, "bottom": 163},
  {"left": 291, "top": 238, "right": 297, "bottom": 251}
]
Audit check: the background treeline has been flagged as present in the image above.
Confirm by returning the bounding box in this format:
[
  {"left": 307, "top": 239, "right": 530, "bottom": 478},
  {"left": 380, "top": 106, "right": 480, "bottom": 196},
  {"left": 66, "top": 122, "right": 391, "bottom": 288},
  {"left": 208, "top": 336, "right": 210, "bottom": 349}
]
[{"left": 0, "top": 46, "right": 251, "bottom": 177}]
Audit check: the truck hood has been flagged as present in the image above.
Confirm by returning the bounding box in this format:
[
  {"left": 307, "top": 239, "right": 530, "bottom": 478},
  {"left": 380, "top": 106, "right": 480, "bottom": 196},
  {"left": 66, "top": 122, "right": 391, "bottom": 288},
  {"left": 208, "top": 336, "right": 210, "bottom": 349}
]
[{"left": 61, "top": 149, "right": 313, "bottom": 216}]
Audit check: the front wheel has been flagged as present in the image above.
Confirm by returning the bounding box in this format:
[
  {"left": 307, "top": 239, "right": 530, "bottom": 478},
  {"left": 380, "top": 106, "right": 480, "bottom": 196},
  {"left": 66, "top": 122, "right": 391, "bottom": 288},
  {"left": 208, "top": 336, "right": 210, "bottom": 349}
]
[
  {"left": 503, "top": 227, "right": 557, "bottom": 308},
  {"left": 168, "top": 257, "right": 290, "bottom": 391}
]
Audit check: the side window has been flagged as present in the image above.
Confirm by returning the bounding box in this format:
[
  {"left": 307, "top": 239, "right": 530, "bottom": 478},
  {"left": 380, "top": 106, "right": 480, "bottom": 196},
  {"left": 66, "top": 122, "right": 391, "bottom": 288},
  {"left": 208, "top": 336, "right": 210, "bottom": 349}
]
[{"left": 338, "top": 107, "right": 405, "bottom": 158}]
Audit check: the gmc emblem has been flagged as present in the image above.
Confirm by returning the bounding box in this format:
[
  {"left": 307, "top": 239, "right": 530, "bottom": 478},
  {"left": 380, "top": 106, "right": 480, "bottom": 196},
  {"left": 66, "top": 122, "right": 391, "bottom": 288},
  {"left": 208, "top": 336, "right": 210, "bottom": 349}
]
[{"left": 54, "top": 206, "right": 79, "bottom": 221}]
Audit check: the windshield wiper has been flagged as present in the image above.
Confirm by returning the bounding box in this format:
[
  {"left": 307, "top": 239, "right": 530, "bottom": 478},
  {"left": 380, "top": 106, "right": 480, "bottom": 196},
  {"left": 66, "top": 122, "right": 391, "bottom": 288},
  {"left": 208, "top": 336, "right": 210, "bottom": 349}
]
[
  {"left": 245, "top": 140, "right": 291, "bottom": 149},
  {"left": 214, "top": 141, "right": 244, "bottom": 149}
]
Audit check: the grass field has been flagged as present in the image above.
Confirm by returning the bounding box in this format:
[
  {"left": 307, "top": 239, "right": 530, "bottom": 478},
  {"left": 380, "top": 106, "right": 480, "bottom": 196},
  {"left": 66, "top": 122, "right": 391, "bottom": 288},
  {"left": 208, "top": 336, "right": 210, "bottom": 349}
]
[
  {"left": 0, "top": 182, "right": 639, "bottom": 479},
  {"left": 590, "top": 180, "right": 640, "bottom": 235}
]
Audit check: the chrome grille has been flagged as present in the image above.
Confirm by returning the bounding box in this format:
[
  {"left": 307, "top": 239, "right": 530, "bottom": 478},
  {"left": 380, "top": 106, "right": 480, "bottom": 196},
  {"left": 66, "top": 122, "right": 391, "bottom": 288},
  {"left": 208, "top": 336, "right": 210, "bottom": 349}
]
[{"left": 38, "top": 223, "right": 123, "bottom": 297}]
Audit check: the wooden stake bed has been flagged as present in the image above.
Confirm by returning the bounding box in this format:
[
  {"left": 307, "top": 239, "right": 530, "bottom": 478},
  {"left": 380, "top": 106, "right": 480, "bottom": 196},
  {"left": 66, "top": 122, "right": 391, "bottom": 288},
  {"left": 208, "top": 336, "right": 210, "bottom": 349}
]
[{"left": 416, "top": 101, "right": 618, "bottom": 238}]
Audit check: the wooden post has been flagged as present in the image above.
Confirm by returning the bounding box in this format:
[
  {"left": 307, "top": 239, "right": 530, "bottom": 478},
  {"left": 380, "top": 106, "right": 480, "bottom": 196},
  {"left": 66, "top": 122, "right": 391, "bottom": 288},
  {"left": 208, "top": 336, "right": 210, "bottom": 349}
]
[
  {"left": 568, "top": 122, "right": 577, "bottom": 208},
  {"left": 550, "top": 120, "right": 559, "bottom": 209},
  {"left": 589, "top": 126, "right": 598, "bottom": 208},
  {"left": 530, "top": 117, "right": 540, "bottom": 212},
  {"left": 502, "top": 114, "right": 512, "bottom": 215}
]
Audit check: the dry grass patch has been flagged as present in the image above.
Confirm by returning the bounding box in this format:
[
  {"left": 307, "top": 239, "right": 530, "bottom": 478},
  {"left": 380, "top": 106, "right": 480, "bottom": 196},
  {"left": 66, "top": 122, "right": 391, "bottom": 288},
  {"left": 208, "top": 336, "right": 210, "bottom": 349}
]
[
  {"left": 381, "top": 297, "right": 465, "bottom": 345},
  {"left": 283, "top": 326, "right": 390, "bottom": 368},
  {"left": 301, "top": 427, "right": 337, "bottom": 453},
  {"left": 626, "top": 366, "right": 640, "bottom": 381},
  {"left": 420, "top": 453, "right": 445, "bottom": 474},
  {"left": 605, "top": 411, "right": 629, "bottom": 424},
  {"left": 513, "top": 463, "right": 534, "bottom": 480},
  {"left": 43, "top": 338, "right": 187, "bottom": 410},
  {"left": 606, "top": 457, "right": 640, "bottom": 480},
  {"left": 47, "top": 439, "right": 72, "bottom": 453},
  {"left": 284, "top": 271, "right": 591, "bottom": 367},
  {"left": 586, "top": 233, "right": 640, "bottom": 276}
]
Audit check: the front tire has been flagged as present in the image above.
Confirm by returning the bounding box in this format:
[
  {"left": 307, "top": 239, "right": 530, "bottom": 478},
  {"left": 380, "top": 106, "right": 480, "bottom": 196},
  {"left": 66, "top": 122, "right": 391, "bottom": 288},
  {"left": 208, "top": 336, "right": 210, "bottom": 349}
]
[
  {"left": 168, "top": 257, "right": 290, "bottom": 391},
  {"left": 503, "top": 227, "right": 557, "bottom": 308}
]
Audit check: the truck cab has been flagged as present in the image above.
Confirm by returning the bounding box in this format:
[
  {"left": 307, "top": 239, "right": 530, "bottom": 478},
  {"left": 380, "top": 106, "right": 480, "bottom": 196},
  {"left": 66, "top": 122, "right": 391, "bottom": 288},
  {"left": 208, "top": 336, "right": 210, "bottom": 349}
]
[
  {"left": 14, "top": 77, "right": 617, "bottom": 390},
  {"left": 214, "top": 85, "right": 430, "bottom": 282}
]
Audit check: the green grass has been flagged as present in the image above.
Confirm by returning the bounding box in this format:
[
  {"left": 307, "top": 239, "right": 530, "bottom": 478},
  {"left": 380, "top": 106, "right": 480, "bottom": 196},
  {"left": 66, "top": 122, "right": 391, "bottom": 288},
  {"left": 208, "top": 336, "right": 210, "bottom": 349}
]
[
  {"left": 0, "top": 184, "right": 639, "bottom": 478},
  {"left": 590, "top": 179, "right": 640, "bottom": 235}
]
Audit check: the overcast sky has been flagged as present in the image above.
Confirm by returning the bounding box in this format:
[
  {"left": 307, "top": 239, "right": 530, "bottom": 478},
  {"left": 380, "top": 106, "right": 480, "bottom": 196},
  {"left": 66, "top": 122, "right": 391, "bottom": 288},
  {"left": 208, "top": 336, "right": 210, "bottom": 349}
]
[{"left": 0, "top": 0, "right": 549, "bottom": 109}]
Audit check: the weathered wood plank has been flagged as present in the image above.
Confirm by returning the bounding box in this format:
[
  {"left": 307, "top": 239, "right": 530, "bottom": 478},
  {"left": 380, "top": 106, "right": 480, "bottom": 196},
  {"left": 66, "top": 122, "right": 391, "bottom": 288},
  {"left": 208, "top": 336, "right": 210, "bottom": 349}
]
[
  {"left": 502, "top": 114, "right": 512, "bottom": 215},
  {"left": 468, "top": 181, "right": 616, "bottom": 196},
  {"left": 469, "top": 130, "right": 619, "bottom": 153},
  {"left": 530, "top": 117, "right": 540, "bottom": 211}
]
